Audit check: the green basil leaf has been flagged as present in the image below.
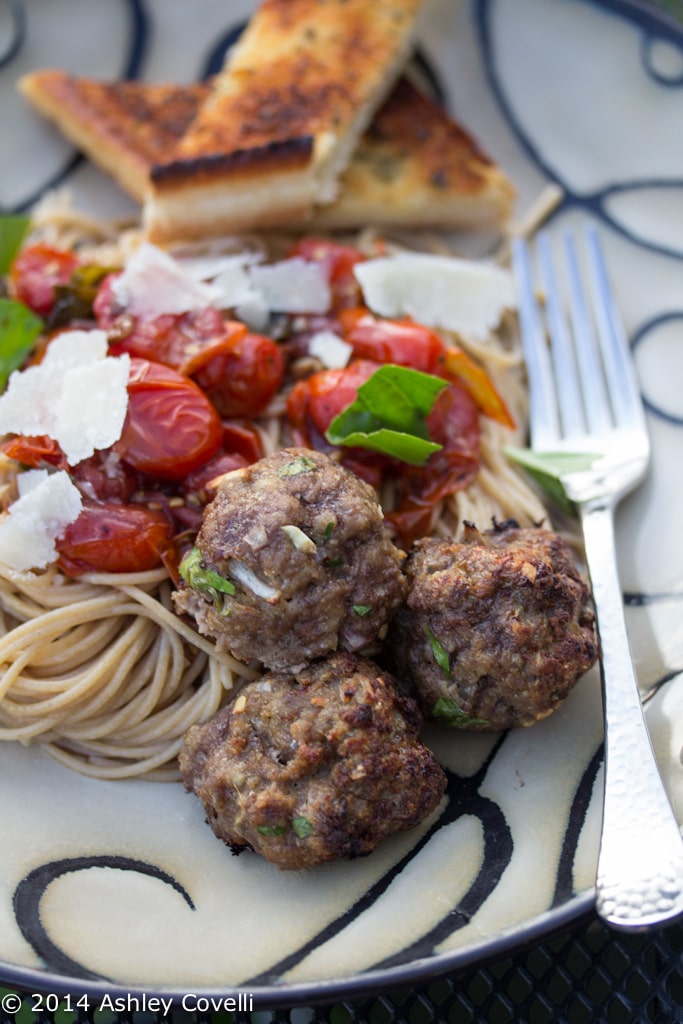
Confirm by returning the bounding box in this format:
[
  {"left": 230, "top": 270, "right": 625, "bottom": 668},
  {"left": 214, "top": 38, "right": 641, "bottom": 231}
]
[
  {"left": 504, "top": 447, "right": 602, "bottom": 513},
  {"left": 0, "top": 215, "right": 30, "bottom": 275},
  {"left": 325, "top": 364, "right": 448, "bottom": 466},
  {"left": 433, "top": 697, "right": 488, "bottom": 729},
  {"left": 0, "top": 298, "right": 44, "bottom": 392}
]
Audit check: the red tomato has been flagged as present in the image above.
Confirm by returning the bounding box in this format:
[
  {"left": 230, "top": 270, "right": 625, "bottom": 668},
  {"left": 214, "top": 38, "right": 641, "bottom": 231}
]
[
  {"left": 192, "top": 331, "right": 285, "bottom": 417},
  {"left": 56, "top": 501, "right": 173, "bottom": 575},
  {"left": 183, "top": 451, "right": 248, "bottom": 502},
  {"left": 288, "top": 238, "right": 368, "bottom": 309},
  {"left": 70, "top": 452, "right": 137, "bottom": 503},
  {"left": 339, "top": 309, "right": 446, "bottom": 373},
  {"left": 221, "top": 420, "right": 263, "bottom": 463},
  {"left": 0, "top": 434, "right": 65, "bottom": 469},
  {"left": 94, "top": 273, "right": 248, "bottom": 376},
  {"left": 287, "top": 359, "right": 379, "bottom": 445},
  {"left": 116, "top": 358, "right": 223, "bottom": 481},
  {"left": 390, "top": 382, "right": 481, "bottom": 546},
  {"left": 10, "top": 244, "right": 79, "bottom": 318}
]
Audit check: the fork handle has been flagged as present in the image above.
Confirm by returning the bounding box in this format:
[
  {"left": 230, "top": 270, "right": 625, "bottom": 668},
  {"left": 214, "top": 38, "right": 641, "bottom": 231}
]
[{"left": 580, "top": 499, "right": 683, "bottom": 930}]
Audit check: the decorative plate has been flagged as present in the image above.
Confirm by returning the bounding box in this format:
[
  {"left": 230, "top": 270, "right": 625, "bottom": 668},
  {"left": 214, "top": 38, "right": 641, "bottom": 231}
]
[{"left": 1, "top": 0, "right": 682, "bottom": 1009}]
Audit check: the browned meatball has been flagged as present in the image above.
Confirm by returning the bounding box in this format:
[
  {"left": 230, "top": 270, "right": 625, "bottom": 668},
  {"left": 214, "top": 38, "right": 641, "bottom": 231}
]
[
  {"left": 173, "top": 448, "right": 407, "bottom": 672},
  {"left": 386, "top": 520, "right": 598, "bottom": 730},
  {"left": 179, "top": 653, "right": 447, "bottom": 870}
]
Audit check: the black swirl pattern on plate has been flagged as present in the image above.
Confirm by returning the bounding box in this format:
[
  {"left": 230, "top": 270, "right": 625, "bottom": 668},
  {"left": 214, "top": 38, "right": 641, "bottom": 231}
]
[
  {"left": 13, "top": 855, "right": 194, "bottom": 982},
  {"left": 5, "top": 0, "right": 149, "bottom": 212}
]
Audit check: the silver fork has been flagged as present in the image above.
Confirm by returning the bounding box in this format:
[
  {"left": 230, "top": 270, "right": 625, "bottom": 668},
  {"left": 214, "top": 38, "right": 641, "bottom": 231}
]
[{"left": 512, "top": 225, "right": 683, "bottom": 931}]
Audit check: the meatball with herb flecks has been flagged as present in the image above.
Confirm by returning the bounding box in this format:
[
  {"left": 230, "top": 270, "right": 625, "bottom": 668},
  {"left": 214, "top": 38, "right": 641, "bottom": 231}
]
[
  {"left": 386, "top": 520, "right": 598, "bottom": 730},
  {"left": 179, "top": 653, "right": 446, "bottom": 870},
  {"left": 172, "top": 447, "right": 407, "bottom": 672}
]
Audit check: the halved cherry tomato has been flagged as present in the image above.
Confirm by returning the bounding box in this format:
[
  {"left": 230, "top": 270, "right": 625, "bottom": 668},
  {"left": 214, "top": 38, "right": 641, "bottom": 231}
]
[
  {"left": 221, "top": 420, "right": 263, "bottom": 463},
  {"left": 339, "top": 308, "right": 446, "bottom": 374},
  {"left": 443, "top": 346, "right": 515, "bottom": 429},
  {"left": 183, "top": 451, "right": 248, "bottom": 502},
  {"left": 56, "top": 501, "right": 173, "bottom": 575},
  {"left": 94, "top": 273, "right": 248, "bottom": 375},
  {"left": 9, "top": 244, "right": 80, "bottom": 318},
  {"left": 116, "top": 358, "right": 223, "bottom": 481},
  {"left": 287, "top": 359, "right": 379, "bottom": 446},
  {"left": 0, "top": 434, "right": 66, "bottom": 469},
  {"left": 288, "top": 238, "right": 369, "bottom": 309},
  {"left": 389, "top": 382, "right": 481, "bottom": 546},
  {"left": 192, "top": 331, "right": 285, "bottom": 417}
]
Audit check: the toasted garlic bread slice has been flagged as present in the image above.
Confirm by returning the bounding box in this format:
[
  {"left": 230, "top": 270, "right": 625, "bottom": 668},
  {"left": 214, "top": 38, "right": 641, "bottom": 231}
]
[
  {"left": 18, "top": 71, "right": 208, "bottom": 204},
  {"left": 19, "top": 71, "right": 514, "bottom": 237},
  {"left": 308, "top": 76, "right": 515, "bottom": 230},
  {"left": 144, "top": 0, "right": 426, "bottom": 242}
]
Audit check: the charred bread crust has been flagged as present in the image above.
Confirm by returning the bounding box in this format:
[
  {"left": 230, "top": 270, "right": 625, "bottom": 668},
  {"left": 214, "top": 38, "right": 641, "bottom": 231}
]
[
  {"left": 18, "top": 70, "right": 208, "bottom": 203},
  {"left": 149, "top": 136, "right": 315, "bottom": 190}
]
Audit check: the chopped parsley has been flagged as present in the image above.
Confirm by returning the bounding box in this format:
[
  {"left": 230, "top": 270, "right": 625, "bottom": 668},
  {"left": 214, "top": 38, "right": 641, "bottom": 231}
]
[
  {"left": 433, "top": 697, "right": 488, "bottom": 729},
  {"left": 278, "top": 454, "right": 318, "bottom": 477},
  {"left": 424, "top": 625, "right": 451, "bottom": 677},
  {"left": 352, "top": 604, "right": 372, "bottom": 617},
  {"left": 257, "top": 825, "right": 287, "bottom": 837},
  {"left": 292, "top": 816, "right": 314, "bottom": 838}
]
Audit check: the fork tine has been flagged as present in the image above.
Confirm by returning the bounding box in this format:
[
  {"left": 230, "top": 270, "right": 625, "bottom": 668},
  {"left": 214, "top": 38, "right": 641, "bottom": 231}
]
[
  {"left": 584, "top": 225, "right": 648, "bottom": 434},
  {"left": 563, "top": 231, "right": 613, "bottom": 435},
  {"left": 511, "top": 237, "right": 560, "bottom": 450},
  {"left": 536, "top": 231, "right": 585, "bottom": 439}
]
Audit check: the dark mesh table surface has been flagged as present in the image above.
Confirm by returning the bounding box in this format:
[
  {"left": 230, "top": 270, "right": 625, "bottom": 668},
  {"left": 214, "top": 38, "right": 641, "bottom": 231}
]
[{"left": 1, "top": 912, "right": 682, "bottom": 1023}]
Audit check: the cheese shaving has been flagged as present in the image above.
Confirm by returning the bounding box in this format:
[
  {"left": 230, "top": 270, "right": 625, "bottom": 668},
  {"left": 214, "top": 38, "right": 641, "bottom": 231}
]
[
  {"left": 0, "top": 330, "right": 130, "bottom": 465},
  {"left": 112, "top": 242, "right": 224, "bottom": 317},
  {"left": 354, "top": 253, "right": 516, "bottom": 341},
  {"left": 308, "top": 330, "right": 352, "bottom": 369},
  {"left": 0, "top": 470, "right": 82, "bottom": 571}
]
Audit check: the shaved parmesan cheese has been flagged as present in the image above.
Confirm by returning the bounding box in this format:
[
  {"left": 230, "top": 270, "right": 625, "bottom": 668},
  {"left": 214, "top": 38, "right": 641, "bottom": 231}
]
[
  {"left": 308, "top": 330, "right": 352, "bottom": 369},
  {"left": 354, "top": 254, "right": 516, "bottom": 341},
  {"left": 112, "top": 242, "right": 224, "bottom": 318},
  {"left": 0, "top": 330, "right": 130, "bottom": 466},
  {"left": 0, "top": 470, "right": 82, "bottom": 571},
  {"left": 247, "top": 258, "right": 331, "bottom": 314}
]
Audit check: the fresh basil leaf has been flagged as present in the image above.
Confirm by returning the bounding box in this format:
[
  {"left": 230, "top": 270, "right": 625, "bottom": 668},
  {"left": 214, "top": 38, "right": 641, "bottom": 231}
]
[
  {"left": 504, "top": 447, "right": 602, "bottom": 513},
  {"left": 0, "top": 298, "right": 44, "bottom": 392},
  {"left": 0, "top": 215, "right": 30, "bottom": 274},
  {"left": 424, "top": 625, "right": 451, "bottom": 677},
  {"left": 433, "top": 697, "right": 488, "bottom": 729},
  {"left": 292, "top": 816, "right": 313, "bottom": 838},
  {"left": 178, "top": 546, "right": 236, "bottom": 600},
  {"left": 326, "top": 364, "right": 447, "bottom": 466}
]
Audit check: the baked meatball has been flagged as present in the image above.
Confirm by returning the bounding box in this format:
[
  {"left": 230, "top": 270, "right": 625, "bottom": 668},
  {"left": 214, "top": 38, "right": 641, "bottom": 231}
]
[
  {"left": 386, "top": 520, "right": 598, "bottom": 730},
  {"left": 179, "top": 653, "right": 447, "bottom": 870},
  {"left": 173, "top": 447, "right": 407, "bottom": 671}
]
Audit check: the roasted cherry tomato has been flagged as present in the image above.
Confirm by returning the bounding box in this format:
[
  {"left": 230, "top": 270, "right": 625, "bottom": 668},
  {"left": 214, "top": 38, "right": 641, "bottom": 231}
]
[
  {"left": 443, "top": 346, "right": 515, "bottom": 429},
  {"left": 0, "top": 434, "right": 66, "bottom": 469},
  {"left": 94, "top": 273, "right": 248, "bottom": 375},
  {"left": 192, "top": 331, "right": 285, "bottom": 417},
  {"left": 116, "top": 358, "right": 223, "bottom": 481},
  {"left": 221, "top": 420, "right": 263, "bottom": 463},
  {"left": 287, "top": 359, "right": 379, "bottom": 445},
  {"left": 183, "top": 451, "right": 248, "bottom": 502},
  {"left": 339, "top": 308, "right": 446, "bottom": 374},
  {"left": 288, "top": 238, "right": 369, "bottom": 309},
  {"left": 390, "top": 382, "right": 481, "bottom": 546},
  {"left": 9, "top": 244, "right": 80, "bottom": 318},
  {"left": 70, "top": 452, "right": 137, "bottom": 503},
  {"left": 56, "top": 501, "right": 173, "bottom": 575}
]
